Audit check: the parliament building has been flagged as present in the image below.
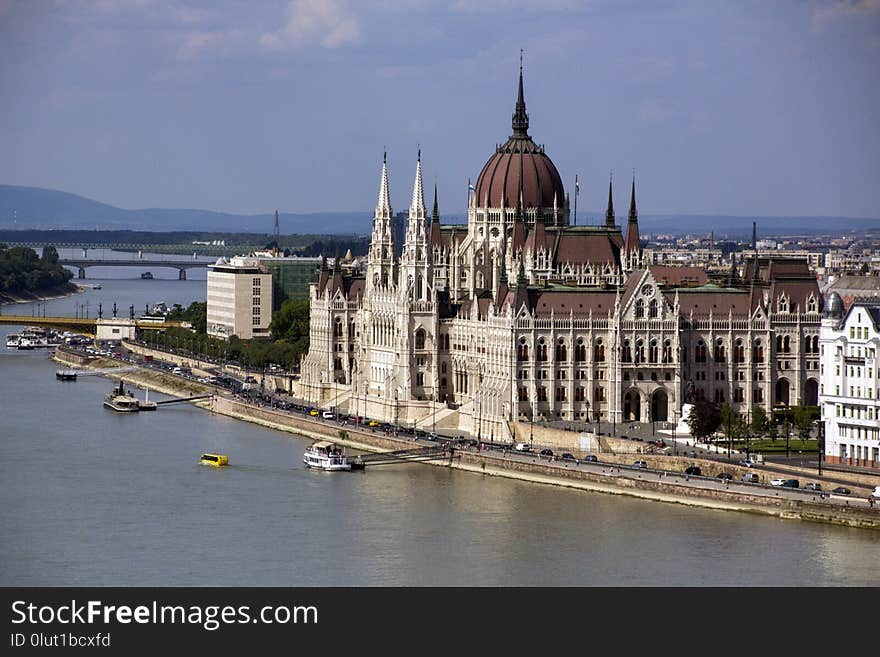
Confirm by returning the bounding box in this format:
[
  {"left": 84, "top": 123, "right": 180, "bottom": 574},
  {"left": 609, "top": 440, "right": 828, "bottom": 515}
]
[{"left": 300, "top": 67, "right": 822, "bottom": 441}]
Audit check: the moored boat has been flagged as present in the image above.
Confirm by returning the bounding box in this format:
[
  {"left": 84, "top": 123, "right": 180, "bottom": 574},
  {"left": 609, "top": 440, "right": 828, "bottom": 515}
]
[
  {"left": 103, "top": 380, "right": 140, "bottom": 412},
  {"left": 303, "top": 441, "right": 352, "bottom": 471}
]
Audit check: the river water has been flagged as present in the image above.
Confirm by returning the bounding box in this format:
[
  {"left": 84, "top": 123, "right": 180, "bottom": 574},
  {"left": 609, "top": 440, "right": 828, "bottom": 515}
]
[{"left": 1, "top": 257, "right": 879, "bottom": 586}]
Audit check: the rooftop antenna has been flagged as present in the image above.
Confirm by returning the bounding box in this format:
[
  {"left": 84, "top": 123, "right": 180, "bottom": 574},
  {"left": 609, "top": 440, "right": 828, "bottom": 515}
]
[
  {"left": 573, "top": 174, "right": 579, "bottom": 226},
  {"left": 274, "top": 210, "right": 280, "bottom": 243}
]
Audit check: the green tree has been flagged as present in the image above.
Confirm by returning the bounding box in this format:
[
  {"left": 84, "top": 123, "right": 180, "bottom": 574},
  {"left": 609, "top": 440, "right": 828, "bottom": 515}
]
[
  {"left": 750, "top": 406, "right": 769, "bottom": 436},
  {"left": 792, "top": 404, "right": 819, "bottom": 440},
  {"left": 685, "top": 401, "right": 722, "bottom": 440}
]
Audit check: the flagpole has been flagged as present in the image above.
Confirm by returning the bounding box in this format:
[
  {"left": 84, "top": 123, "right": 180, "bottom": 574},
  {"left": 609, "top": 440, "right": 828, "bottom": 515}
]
[{"left": 573, "top": 174, "right": 578, "bottom": 226}]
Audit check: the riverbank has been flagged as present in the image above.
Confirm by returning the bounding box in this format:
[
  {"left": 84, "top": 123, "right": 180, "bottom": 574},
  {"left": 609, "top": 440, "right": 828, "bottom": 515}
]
[
  {"left": 0, "top": 282, "right": 84, "bottom": 306},
  {"left": 51, "top": 348, "right": 880, "bottom": 531}
]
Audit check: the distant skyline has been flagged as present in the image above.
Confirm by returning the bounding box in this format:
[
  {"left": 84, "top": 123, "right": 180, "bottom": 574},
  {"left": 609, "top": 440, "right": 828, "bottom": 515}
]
[{"left": 1, "top": 1, "right": 879, "bottom": 220}]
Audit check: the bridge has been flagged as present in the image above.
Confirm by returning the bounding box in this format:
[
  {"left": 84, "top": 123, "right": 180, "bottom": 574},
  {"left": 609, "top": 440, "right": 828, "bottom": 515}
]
[
  {"left": 0, "top": 315, "right": 189, "bottom": 335},
  {"left": 58, "top": 257, "right": 211, "bottom": 280},
  {"left": 350, "top": 445, "right": 452, "bottom": 468}
]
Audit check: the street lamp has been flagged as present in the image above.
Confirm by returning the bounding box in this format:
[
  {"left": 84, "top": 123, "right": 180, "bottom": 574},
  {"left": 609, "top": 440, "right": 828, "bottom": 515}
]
[{"left": 817, "top": 418, "right": 824, "bottom": 477}]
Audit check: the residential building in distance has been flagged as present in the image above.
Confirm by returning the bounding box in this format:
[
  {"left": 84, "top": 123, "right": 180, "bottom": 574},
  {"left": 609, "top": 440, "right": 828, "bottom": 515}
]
[
  {"left": 206, "top": 256, "right": 272, "bottom": 340},
  {"left": 819, "top": 294, "right": 880, "bottom": 470}
]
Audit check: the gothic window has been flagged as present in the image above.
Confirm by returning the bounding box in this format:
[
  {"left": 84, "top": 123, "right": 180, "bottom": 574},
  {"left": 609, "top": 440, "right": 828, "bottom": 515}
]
[
  {"left": 662, "top": 340, "right": 672, "bottom": 364},
  {"left": 537, "top": 387, "right": 547, "bottom": 402},
  {"left": 734, "top": 339, "right": 745, "bottom": 363},
  {"left": 808, "top": 296, "right": 817, "bottom": 313},
  {"left": 714, "top": 339, "right": 726, "bottom": 363},
  {"left": 517, "top": 337, "right": 529, "bottom": 362},
  {"left": 635, "top": 340, "right": 645, "bottom": 364},
  {"left": 649, "top": 339, "right": 658, "bottom": 364},
  {"left": 778, "top": 295, "right": 787, "bottom": 313},
  {"left": 695, "top": 340, "right": 707, "bottom": 363},
  {"left": 812, "top": 336, "right": 819, "bottom": 353},
  {"left": 783, "top": 335, "right": 791, "bottom": 353},
  {"left": 622, "top": 340, "right": 632, "bottom": 363},
  {"left": 416, "top": 373, "right": 425, "bottom": 387},
  {"left": 634, "top": 299, "right": 645, "bottom": 319},
  {"left": 595, "top": 386, "right": 606, "bottom": 402},
  {"left": 755, "top": 339, "right": 764, "bottom": 362},
  {"left": 648, "top": 299, "right": 658, "bottom": 318},
  {"left": 575, "top": 387, "right": 586, "bottom": 402},
  {"left": 334, "top": 318, "right": 342, "bottom": 338},
  {"left": 555, "top": 338, "right": 567, "bottom": 362},
  {"left": 537, "top": 338, "right": 548, "bottom": 362},
  {"left": 576, "top": 338, "right": 587, "bottom": 362},
  {"left": 592, "top": 339, "right": 604, "bottom": 362},
  {"left": 415, "top": 328, "right": 426, "bottom": 350}
]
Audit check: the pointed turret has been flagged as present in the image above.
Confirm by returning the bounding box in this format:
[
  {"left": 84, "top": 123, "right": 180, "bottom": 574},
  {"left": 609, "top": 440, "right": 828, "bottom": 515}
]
[
  {"left": 377, "top": 151, "right": 392, "bottom": 217},
  {"left": 431, "top": 181, "right": 439, "bottom": 224},
  {"left": 623, "top": 175, "right": 642, "bottom": 269},
  {"left": 605, "top": 175, "right": 615, "bottom": 228},
  {"left": 511, "top": 50, "right": 529, "bottom": 138},
  {"left": 367, "top": 152, "right": 398, "bottom": 291},
  {"left": 628, "top": 176, "right": 638, "bottom": 223},
  {"left": 410, "top": 149, "right": 426, "bottom": 218}
]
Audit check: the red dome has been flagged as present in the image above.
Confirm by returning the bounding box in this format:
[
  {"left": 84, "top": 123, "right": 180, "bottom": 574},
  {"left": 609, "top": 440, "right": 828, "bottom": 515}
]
[{"left": 475, "top": 138, "right": 565, "bottom": 209}]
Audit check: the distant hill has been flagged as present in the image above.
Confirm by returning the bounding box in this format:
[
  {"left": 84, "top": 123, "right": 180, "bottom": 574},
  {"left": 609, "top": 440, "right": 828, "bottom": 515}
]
[
  {"left": 1, "top": 184, "right": 877, "bottom": 238},
  {"left": 0, "top": 185, "right": 370, "bottom": 235}
]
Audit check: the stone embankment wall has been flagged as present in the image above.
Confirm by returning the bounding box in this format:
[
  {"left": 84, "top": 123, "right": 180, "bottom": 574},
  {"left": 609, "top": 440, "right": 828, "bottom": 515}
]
[{"left": 208, "top": 396, "right": 880, "bottom": 531}]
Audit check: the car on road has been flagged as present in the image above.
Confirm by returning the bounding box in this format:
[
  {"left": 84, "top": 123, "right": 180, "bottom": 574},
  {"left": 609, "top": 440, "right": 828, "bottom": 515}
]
[
  {"left": 873, "top": 486, "right": 880, "bottom": 499},
  {"left": 309, "top": 409, "right": 319, "bottom": 417},
  {"left": 741, "top": 473, "right": 760, "bottom": 483},
  {"left": 717, "top": 472, "right": 733, "bottom": 480},
  {"left": 684, "top": 466, "right": 702, "bottom": 476},
  {"left": 368, "top": 420, "right": 379, "bottom": 427},
  {"left": 584, "top": 455, "right": 598, "bottom": 463},
  {"left": 804, "top": 483, "right": 822, "bottom": 491},
  {"left": 633, "top": 460, "right": 648, "bottom": 469},
  {"left": 514, "top": 442, "right": 531, "bottom": 452},
  {"left": 832, "top": 487, "right": 852, "bottom": 496},
  {"left": 322, "top": 411, "right": 335, "bottom": 419},
  {"left": 771, "top": 478, "right": 799, "bottom": 488},
  {"left": 539, "top": 449, "right": 553, "bottom": 457},
  {"left": 738, "top": 459, "right": 756, "bottom": 468},
  {"left": 561, "top": 453, "right": 576, "bottom": 462}
]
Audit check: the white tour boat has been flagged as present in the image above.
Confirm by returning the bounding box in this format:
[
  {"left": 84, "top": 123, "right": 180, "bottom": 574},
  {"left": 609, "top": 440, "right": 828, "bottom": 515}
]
[{"left": 303, "top": 441, "right": 352, "bottom": 471}]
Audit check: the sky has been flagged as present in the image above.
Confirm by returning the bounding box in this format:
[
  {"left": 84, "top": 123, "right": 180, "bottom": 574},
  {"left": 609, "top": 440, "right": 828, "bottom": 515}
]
[{"left": 1, "top": 0, "right": 879, "bottom": 220}]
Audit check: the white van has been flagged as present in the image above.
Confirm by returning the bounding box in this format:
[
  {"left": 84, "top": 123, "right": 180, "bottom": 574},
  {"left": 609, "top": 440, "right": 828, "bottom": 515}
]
[
  {"left": 872, "top": 486, "right": 880, "bottom": 499},
  {"left": 514, "top": 442, "right": 531, "bottom": 452}
]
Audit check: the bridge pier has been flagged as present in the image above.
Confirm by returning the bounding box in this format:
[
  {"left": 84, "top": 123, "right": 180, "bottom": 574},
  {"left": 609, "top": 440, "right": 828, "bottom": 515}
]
[
  {"left": 178, "top": 269, "right": 187, "bottom": 281},
  {"left": 78, "top": 267, "right": 86, "bottom": 279}
]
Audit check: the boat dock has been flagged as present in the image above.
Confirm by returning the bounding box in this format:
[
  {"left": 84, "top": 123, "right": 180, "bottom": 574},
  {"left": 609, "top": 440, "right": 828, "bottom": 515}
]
[
  {"left": 349, "top": 445, "right": 452, "bottom": 470},
  {"left": 56, "top": 366, "right": 139, "bottom": 381}
]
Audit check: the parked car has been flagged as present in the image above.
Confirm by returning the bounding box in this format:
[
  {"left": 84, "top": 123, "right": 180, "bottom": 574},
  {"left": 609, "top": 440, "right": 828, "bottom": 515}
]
[
  {"left": 738, "top": 459, "right": 755, "bottom": 468},
  {"left": 873, "top": 486, "right": 880, "bottom": 499},
  {"left": 781, "top": 479, "right": 800, "bottom": 488},
  {"left": 561, "top": 453, "right": 576, "bottom": 462},
  {"left": 804, "top": 483, "right": 822, "bottom": 491},
  {"left": 684, "top": 466, "right": 702, "bottom": 476},
  {"left": 309, "top": 410, "right": 319, "bottom": 417},
  {"left": 584, "top": 455, "right": 598, "bottom": 463},
  {"left": 539, "top": 449, "right": 554, "bottom": 457},
  {"left": 832, "top": 487, "right": 852, "bottom": 496},
  {"left": 770, "top": 478, "right": 785, "bottom": 487},
  {"left": 514, "top": 442, "right": 531, "bottom": 452},
  {"left": 633, "top": 460, "right": 648, "bottom": 469},
  {"left": 717, "top": 472, "right": 733, "bottom": 480},
  {"left": 741, "top": 473, "right": 760, "bottom": 483},
  {"left": 322, "top": 411, "right": 335, "bottom": 419}
]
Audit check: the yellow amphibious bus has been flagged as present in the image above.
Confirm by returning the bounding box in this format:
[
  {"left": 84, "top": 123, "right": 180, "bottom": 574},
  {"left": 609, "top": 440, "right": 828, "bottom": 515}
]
[{"left": 200, "top": 453, "right": 229, "bottom": 467}]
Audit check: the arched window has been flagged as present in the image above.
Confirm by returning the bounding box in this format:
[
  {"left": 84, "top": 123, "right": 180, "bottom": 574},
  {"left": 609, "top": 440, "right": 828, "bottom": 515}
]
[
  {"left": 754, "top": 339, "right": 764, "bottom": 362},
  {"left": 622, "top": 340, "right": 632, "bottom": 363},
  {"left": 662, "top": 340, "right": 672, "bottom": 363},
  {"left": 714, "top": 338, "right": 725, "bottom": 363},
  {"left": 812, "top": 336, "right": 819, "bottom": 353},
  {"left": 415, "top": 328, "right": 426, "bottom": 350},
  {"left": 537, "top": 338, "right": 548, "bottom": 362},
  {"left": 648, "top": 299, "right": 658, "bottom": 318},
  {"left": 576, "top": 337, "right": 587, "bottom": 362},
  {"left": 635, "top": 340, "right": 645, "bottom": 364},
  {"left": 592, "top": 338, "right": 604, "bottom": 363},
  {"left": 517, "top": 337, "right": 529, "bottom": 361},
  {"left": 783, "top": 335, "right": 790, "bottom": 353},
  {"left": 695, "top": 340, "right": 707, "bottom": 363},
  {"left": 649, "top": 339, "right": 658, "bottom": 363},
  {"left": 441, "top": 362, "right": 447, "bottom": 373},
  {"left": 776, "top": 335, "right": 783, "bottom": 353},
  {"left": 634, "top": 299, "right": 645, "bottom": 319},
  {"left": 734, "top": 339, "right": 745, "bottom": 363},
  {"left": 333, "top": 318, "right": 343, "bottom": 338},
  {"left": 555, "top": 338, "right": 567, "bottom": 362}
]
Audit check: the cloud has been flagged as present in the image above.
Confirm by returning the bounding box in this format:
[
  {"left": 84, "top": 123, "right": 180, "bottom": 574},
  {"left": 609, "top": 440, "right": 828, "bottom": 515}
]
[
  {"left": 451, "top": 0, "right": 585, "bottom": 11},
  {"left": 812, "top": 0, "right": 880, "bottom": 26},
  {"left": 177, "top": 29, "right": 244, "bottom": 60},
  {"left": 260, "top": 0, "right": 361, "bottom": 50}
]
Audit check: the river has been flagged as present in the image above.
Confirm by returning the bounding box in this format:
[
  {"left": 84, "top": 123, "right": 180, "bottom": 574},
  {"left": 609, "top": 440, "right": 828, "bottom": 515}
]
[{"left": 1, "top": 257, "right": 878, "bottom": 586}]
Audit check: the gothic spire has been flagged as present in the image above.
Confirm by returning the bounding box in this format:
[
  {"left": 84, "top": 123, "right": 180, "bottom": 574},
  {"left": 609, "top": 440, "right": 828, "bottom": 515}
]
[
  {"left": 409, "top": 149, "right": 426, "bottom": 217},
  {"left": 511, "top": 50, "right": 529, "bottom": 138},
  {"left": 628, "top": 174, "right": 638, "bottom": 223},
  {"left": 377, "top": 151, "right": 392, "bottom": 217},
  {"left": 605, "top": 174, "right": 615, "bottom": 227},
  {"left": 431, "top": 180, "right": 439, "bottom": 224}
]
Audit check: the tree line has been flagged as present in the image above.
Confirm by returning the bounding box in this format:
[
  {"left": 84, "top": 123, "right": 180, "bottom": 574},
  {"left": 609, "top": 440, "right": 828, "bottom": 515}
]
[{"left": 0, "top": 244, "right": 72, "bottom": 294}]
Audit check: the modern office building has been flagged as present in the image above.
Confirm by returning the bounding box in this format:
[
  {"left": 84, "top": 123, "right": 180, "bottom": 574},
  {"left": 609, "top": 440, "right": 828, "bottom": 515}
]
[{"left": 206, "top": 256, "right": 272, "bottom": 340}]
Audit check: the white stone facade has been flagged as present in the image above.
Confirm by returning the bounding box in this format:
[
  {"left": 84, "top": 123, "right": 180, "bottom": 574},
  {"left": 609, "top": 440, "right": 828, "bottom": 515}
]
[{"left": 819, "top": 298, "right": 880, "bottom": 469}]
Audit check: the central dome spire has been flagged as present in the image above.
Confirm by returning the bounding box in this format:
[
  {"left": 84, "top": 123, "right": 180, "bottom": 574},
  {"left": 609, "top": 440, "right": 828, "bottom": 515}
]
[{"left": 511, "top": 49, "right": 529, "bottom": 138}]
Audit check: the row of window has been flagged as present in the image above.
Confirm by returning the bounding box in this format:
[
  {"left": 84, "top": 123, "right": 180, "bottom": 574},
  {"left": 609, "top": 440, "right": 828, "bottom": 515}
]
[
  {"left": 834, "top": 404, "right": 878, "bottom": 420},
  {"left": 830, "top": 386, "right": 876, "bottom": 399}
]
